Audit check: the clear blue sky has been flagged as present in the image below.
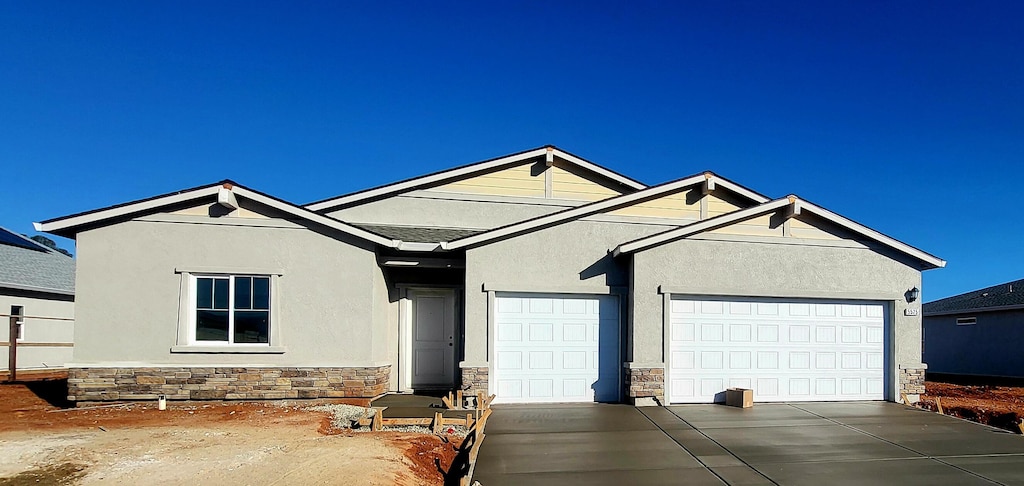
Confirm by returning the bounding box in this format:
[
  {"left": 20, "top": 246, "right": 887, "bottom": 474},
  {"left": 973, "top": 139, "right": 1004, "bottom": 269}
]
[{"left": 1, "top": 1, "right": 1021, "bottom": 300}]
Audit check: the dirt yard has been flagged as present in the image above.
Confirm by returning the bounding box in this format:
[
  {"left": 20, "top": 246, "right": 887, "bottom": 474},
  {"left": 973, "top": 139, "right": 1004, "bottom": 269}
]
[
  {"left": 919, "top": 381, "right": 1024, "bottom": 433},
  {"left": 0, "top": 380, "right": 460, "bottom": 485}
]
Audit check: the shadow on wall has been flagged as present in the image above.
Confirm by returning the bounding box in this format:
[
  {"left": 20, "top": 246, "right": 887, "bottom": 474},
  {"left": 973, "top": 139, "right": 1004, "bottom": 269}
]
[{"left": 590, "top": 296, "right": 621, "bottom": 403}]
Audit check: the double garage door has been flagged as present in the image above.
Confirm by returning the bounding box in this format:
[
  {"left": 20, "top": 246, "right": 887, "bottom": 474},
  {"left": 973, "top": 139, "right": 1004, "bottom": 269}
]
[
  {"left": 493, "top": 293, "right": 619, "bottom": 404},
  {"left": 669, "top": 298, "right": 887, "bottom": 403}
]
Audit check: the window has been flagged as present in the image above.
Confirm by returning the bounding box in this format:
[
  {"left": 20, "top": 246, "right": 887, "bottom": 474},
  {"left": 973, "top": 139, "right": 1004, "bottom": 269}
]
[
  {"left": 194, "top": 275, "right": 270, "bottom": 344},
  {"left": 10, "top": 306, "right": 23, "bottom": 341},
  {"left": 956, "top": 317, "right": 977, "bottom": 326}
]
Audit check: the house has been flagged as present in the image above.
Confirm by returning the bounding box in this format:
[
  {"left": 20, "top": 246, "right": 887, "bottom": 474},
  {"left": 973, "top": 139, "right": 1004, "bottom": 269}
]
[
  {"left": 923, "top": 279, "right": 1024, "bottom": 379},
  {"left": 0, "top": 227, "right": 75, "bottom": 373},
  {"left": 36, "top": 146, "right": 944, "bottom": 405}
]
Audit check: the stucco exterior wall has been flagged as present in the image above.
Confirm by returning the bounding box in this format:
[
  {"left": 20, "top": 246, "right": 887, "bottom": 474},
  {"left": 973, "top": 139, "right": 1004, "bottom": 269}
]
[
  {"left": 631, "top": 236, "right": 924, "bottom": 387},
  {"left": 326, "top": 193, "right": 577, "bottom": 230},
  {"left": 0, "top": 290, "right": 74, "bottom": 370},
  {"left": 72, "top": 212, "right": 388, "bottom": 369},
  {"left": 462, "top": 220, "right": 666, "bottom": 365},
  {"left": 924, "top": 309, "right": 1024, "bottom": 378}
]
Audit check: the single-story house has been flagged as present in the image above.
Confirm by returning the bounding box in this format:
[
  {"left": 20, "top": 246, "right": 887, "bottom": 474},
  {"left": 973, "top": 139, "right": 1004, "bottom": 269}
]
[
  {"left": 1, "top": 226, "right": 75, "bottom": 372},
  {"left": 923, "top": 278, "right": 1024, "bottom": 379},
  {"left": 36, "top": 146, "right": 944, "bottom": 405}
]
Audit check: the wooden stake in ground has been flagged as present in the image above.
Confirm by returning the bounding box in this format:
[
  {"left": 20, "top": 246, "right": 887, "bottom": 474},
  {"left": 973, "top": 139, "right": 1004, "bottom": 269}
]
[
  {"left": 1018, "top": 420, "right": 1024, "bottom": 436},
  {"left": 935, "top": 396, "right": 944, "bottom": 415},
  {"left": 373, "top": 409, "right": 383, "bottom": 432}
]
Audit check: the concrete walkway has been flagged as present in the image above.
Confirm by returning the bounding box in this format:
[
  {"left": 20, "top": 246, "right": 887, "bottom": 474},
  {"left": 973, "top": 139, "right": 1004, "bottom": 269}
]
[{"left": 472, "top": 402, "right": 1024, "bottom": 485}]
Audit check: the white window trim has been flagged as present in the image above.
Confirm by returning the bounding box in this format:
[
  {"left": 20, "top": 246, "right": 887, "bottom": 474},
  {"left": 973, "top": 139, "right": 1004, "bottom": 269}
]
[{"left": 172, "top": 271, "right": 285, "bottom": 354}]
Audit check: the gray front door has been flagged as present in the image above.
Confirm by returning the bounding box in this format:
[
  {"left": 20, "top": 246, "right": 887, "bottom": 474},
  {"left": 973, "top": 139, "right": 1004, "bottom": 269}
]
[{"left": 411, "top": 289, "right": 456, "bottom": 388}]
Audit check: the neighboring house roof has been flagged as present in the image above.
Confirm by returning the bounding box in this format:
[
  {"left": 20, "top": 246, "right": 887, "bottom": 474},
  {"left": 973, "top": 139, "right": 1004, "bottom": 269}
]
[
  {"left": 35, "top": 181, "right": 400, "bottom": 248},
  {"left": 351, "top": 224, "right": 483, "bottom": 243},
  {"left": 441, "top": 172, "right": 769, "bottom": 250},
  {"left": 924, "top": 278, "right": 1024, "bottom": 316},
  {"left": 613, "top": 195, "right": 946, "bottom": 270},
  {"left": 0, "top": 226, "right": 75, "bottom": 295},
  {"left": 304, "top": 145, "right": 647, "bottom": 212}
]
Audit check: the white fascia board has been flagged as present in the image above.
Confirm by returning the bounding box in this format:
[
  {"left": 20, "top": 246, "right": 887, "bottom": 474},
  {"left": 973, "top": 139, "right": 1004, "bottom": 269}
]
[
  {"left": 305, "top": 148, "right": 549, "bottom": 211},
  {"left": 712, "top": 177, "right": 770, "bottom": 203},
  {"left": 397, "top": 241, "right": 441, "bottom": 251},
  {"left": 551, "top": 149, "right": 647, "bottom": 190},
  {"left": 798, "top": 201, "right": 946, "bottom": 269},
  {"left": 36, "top": 186, "right": 221, "bottom": 233},
  {"left": 443, "top": 174, "right": 708, "bottom": 250},
  {"left": 614, "top": 198, "right": 791, "bottom": 256},
  {"left": 230, "top": 187, "right": 398, "bottom": 247}
]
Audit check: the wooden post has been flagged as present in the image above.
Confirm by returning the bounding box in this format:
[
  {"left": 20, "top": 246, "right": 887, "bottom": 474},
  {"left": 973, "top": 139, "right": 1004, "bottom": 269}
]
[
  {"left": 935, "top": 396, "right": 944, "bottom": 415},
  {"left": 8, "top": 315, "right": 17, "bottom": 382},
  {"left": 373, "top": 408, "right": 383, "bottom": 431},
  {"left": 456, "top": 390, "right": 463, "bottom": 409},
  {"left": 433, "top": 411, "right": 443, "bottom": 434}
]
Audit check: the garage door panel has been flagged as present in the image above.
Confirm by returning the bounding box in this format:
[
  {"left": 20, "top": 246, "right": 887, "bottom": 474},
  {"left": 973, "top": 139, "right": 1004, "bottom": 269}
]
[
  {"left": 494, "top": 293, "right": 619, "bottom": 404},
  {"left": 669, "top": 299, "right": 886, "bottom": 403}
]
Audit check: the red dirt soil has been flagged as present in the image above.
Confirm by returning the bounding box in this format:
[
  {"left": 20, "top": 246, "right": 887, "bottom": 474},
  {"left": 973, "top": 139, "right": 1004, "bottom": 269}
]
[
  {"left": 0, "top": 379, "right": 459, "bottom": 485},
  {"left": 919, "top": 381, "right": 1024, "bottom": 433}
]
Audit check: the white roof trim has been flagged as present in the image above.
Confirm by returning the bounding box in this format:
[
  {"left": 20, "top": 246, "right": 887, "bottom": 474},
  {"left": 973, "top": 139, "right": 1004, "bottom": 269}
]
[
  {"left": 304, "top": 147, "right": 645, "bottom": 212},
  {"left": 797, "top": 199, "right": 946, "bottom": 269},
  {"left": 442, "top": 174, "right": 710, "bottom": 250},
  {"left": 36, "top": 185, "right": 221, "bottom": 234},
  {"left": 228, "top": 187, "right": 397, "bottom": 247},
  {"left": 613, "top": 196, "right": 947, "bottom": 269},
  {"left": 36, "top": 183, "right": 399, "bottom": 248},
  {"left": 614, "top": 198, "right": 792, "bottom": 256}
]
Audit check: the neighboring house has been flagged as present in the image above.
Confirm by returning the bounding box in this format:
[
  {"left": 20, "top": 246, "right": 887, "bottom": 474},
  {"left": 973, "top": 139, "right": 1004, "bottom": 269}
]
[
  {"left": 923, "top": 279, "right": 1024, "bottom": 379},
  {"left": 0, "top": 227, "right": 75, "bottom": 372},
  {"left": 36, "top": 146, "right": 945, "bottom": 405}
]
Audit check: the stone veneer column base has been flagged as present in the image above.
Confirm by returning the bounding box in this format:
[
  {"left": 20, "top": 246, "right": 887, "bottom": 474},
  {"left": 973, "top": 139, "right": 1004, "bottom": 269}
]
[
  {"left": 899, "top": 365, "right": 927, "bottom": 403},
  {"left": 460, "top": 366, "right": 488, "bottom": 394},
  {"left": 625, "top": 366, "right": 664, "bottom": 406},
  {"left": 67, "top": 366, "right": 390, "bottom": 403}
]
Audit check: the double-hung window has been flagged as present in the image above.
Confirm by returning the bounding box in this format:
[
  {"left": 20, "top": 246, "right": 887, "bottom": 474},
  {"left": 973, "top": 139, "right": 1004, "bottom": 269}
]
[{"left": 194, "top": 275, "right": 270, "bottom": 344}]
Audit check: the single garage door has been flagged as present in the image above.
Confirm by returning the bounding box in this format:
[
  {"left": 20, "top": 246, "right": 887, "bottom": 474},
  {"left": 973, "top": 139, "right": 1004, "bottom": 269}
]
[
  {"left": 669, "top": 298, "right": 886, "bottom": 403},
  {"left": 493, "top": 293, "right": 619, "bottom": 403}
]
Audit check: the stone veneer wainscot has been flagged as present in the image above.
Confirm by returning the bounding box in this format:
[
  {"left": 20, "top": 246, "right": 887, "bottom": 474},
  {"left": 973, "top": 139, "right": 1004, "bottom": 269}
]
[
  {"left": 68, "top": 366, "right": 390, "bottom": 404},
  {"left": 626, "top": 366, "right": 664, "bottom": 406}
]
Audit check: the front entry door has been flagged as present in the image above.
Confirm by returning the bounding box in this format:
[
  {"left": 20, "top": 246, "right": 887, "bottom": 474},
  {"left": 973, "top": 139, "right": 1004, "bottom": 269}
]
[{"left": 410, "top": 289, "right": 456, "bottom": 388}]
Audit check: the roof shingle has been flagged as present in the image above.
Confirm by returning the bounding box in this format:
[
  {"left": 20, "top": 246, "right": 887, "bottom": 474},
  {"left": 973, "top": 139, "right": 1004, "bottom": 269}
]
[
  {"left": 923, "top": 278, "right": 1024, "bottom": 315},
  {"left": 0, "top": 227, "right": 75, "bottom": 294}
]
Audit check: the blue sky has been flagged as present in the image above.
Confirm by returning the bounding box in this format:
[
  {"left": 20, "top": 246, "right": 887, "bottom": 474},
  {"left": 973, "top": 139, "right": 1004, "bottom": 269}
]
[{"left": 1, "top": 1, "right": 1021, "bottom": 300}]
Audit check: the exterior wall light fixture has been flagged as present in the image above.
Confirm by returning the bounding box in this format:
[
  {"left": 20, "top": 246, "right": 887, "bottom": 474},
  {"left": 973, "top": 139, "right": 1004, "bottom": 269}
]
[{"left": 907, "top": 287, "right": 920, "bottom": 303}]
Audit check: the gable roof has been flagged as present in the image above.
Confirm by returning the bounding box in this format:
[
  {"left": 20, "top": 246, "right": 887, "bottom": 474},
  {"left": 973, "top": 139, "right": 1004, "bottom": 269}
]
[
  {"left": 924, "top": 278, "right": 1024, "bottom": 316},
  {"left": 304, "top": 146, "right": 647, "bottom": 212},
  {"left": 35, "top": 181, "right": 400, "bottom": 247},
  {"left": 440, "top": 172, "right": 769, "bottom": 250},
  {"left": 613, "top": 195, "right": 947, "bottom": 270},
  {"left": 0, "top": 226, "right": 75, "bottom": 295}
]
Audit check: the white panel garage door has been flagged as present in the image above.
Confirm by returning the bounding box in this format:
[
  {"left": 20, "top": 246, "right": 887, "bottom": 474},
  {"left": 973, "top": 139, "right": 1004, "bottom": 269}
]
[
  {"left": 493, "top": 293, "right": 619, "bottom": 403},
  {"left": 669, "top": 298, "right": 886, "bottom": 403}
]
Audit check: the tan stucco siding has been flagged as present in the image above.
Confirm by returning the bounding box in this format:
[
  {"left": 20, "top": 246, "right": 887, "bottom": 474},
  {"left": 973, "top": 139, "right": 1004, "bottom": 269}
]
[
  {"left": 73, "top": 213, "right": 385, "bottom": 368},
  {"left": 428, "top": 165, "right": 546, "bottom": 198},
  {"left": 608, "top": 189, "right": 702, "bottom": 220},
  {"left": 550, "top": 165, "right": 621, "bottom": 201},
  {"left": 631, "top": 238, "right": 922, "bottom": 370}
]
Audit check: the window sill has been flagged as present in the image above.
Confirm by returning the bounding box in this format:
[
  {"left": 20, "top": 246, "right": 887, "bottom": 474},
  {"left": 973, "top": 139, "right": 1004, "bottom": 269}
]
[{"left": 170, "top": 345, "right": 287, "bottom": 354}]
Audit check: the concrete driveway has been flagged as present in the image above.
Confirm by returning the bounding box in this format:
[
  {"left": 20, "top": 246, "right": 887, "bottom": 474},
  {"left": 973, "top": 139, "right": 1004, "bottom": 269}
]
[{"left": 472, "top": 402, "right": 1024, "bottom": 485}]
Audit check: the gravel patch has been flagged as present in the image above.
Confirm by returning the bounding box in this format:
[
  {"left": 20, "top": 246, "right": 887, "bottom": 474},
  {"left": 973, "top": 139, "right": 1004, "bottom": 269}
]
[{"left": 307, "top": 404, "right": 374, "bottom": 429}]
